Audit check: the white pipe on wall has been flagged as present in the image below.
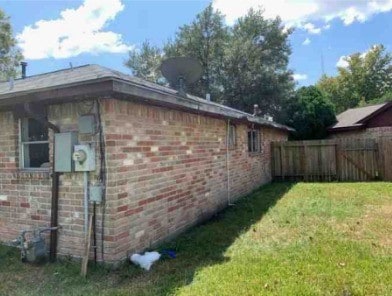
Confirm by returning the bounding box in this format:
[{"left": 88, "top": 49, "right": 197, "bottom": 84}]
[{"left": 226, "top": 119, "right": 234, "bottom": 206}]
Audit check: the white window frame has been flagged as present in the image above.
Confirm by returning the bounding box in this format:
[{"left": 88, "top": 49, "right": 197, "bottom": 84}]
[{"left": 19, "top": 118, "right": 50, "bottom": 170}]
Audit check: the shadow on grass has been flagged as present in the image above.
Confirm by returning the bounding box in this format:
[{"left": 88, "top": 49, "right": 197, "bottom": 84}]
[
  {"left": 0, "top": 182, "right": 294, "bottom": 296},
  {"left": 116, "top": 182, "right": 295, "bottom": 295}
]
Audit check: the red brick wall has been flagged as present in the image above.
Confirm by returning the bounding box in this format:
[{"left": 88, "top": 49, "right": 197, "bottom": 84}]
[
  {"left": 329, "top": 126, "right": 392, "bottom": 139},
  {"left": 101, "top": 99, "right": 287, "bottom": 261},
  {"left": 0, "top": 98, "right": 287, "bottom": 263},
  {"left": 0, "top": 111, "right": 52, "bottom": 242},
  {"left": 0, "top": 102, "right": 108, "bottom": 260}
]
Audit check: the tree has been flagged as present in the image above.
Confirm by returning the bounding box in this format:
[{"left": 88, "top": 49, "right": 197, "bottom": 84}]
[
  {"left": 0, "top": 9, "right": 23, "bottom": 80},
  {"left": 222, "top": 9, "right": 295, "bottom": 119},
  {"left": 164, "top": 4, "right": 229, "bottom": 100},
  {"left": 317, "top": 45, "right": 392, "bottom": 112},
  {"left": 285, "top": 86, "right": 336, "bottom": 140},
  {"left": 125, "top": 41, "right": 164, "bottom": 84},
  {"left": 124, "top": 5, "right": 295, "bottom": 120}
]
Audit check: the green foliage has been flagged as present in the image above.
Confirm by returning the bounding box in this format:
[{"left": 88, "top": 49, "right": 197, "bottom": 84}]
[
  {"left": 0, "top": 9, "right": 23, "bottom": 80},
  {"left": 125, "top": 41, "right": 164, "bottom": 84},
  {"left": 317, "top": 45, "right": 392, "bottom": 113},
  {"left": 222, "top": 10, "right": 295, "bottom": 119},
  {"left": 361, "top": 90, "right": 392, "bottom": 106},
  {"left": 285, "top": 86, "right": 336, "bottom": 140},
  {"left": 164, "top": 4, "right": 229, "bottom": 99},
  {"left": 124, "top": 5, "right": 294, "bottom": 119}
]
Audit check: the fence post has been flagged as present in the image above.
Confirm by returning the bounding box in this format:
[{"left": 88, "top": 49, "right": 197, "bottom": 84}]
[
  {"left": 335, "top": 142, "right": 340, "bottom": 181},
  {"left": 271, "top": 142, "right": 275, "bottom": 180},
  {"left": 280, "top": 142, "right": 285, "bottom": 181},
  {"left": 303, "top": 143, "right": 308, "bottom": 181},
  {"left": 377, "top": 138, "right": 384, "bottom": 180}
]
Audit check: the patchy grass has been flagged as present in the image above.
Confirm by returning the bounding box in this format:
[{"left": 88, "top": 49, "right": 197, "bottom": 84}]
[{"left": 1, "top": 182, "right": 391, "bottom": 296}]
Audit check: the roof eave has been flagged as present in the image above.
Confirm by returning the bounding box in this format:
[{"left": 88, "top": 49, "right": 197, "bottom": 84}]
[
  {"left": 0, "top": 76, "right": 293, "bottom": 133},
  {"left": 111, "top": 78, "right": 293, "bottom": 132},
  {"left": 328, "top": 124, "right": 364, "bottom": 133}
]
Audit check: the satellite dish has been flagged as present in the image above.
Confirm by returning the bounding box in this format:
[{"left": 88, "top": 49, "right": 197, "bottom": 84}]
[{"left": 160, "top": 57, "right": 203, "bottom": 97}]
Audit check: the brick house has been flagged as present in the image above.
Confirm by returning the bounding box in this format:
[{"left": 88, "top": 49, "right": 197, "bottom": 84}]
[
  {"left": 0, "top": 65, "right": 291, "bottom": 263},
  {"left": 328, "top": 102, "right": 392, "bottom": 138}
]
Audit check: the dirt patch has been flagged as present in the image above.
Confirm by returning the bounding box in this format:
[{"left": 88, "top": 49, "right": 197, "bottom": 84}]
[{"left": 332, "top": 204, "right": 392, "bottom": 248}]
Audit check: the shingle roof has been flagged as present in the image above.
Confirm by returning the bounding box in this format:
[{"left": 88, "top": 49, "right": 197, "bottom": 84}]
[
  {"left": 0, "top": 64, "right": 293, "bottom": 132},
  {"left": 0, "top": 64, "right": 171, "bottom": 95},
  {"left": 330, "top": 102, "right": 391, "bottom": 130}
]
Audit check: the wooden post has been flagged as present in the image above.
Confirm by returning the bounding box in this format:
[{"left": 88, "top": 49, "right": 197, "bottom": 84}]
[
  {"left": 303, "top": 144, "right": 308, "bottom": 182},
  {"left": 335, "top": 142, "right": 340, "bottom": 181},
  {"left": 81, "top": 215, "right": 93, "bottom": 277},
  {"left": 280, "top": 143, "right": 285, "bottom": 181},
  {"left": 376, "top": 138, "right": 384, "bottom": 180}
]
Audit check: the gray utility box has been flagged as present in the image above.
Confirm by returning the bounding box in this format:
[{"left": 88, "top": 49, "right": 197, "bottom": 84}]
[
  {"left": 78, "top": 115, "right": 95, "bottom": 134},
  {"left": 90, "top": 184, "right": 103, "bottom": 204},
  {"left": 54, "top": 132, "right": 78, "bottom": 172}
]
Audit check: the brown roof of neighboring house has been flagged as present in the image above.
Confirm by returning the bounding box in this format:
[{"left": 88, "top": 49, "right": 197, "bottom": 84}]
[
  {"left": 0, "top": 64, "right": 293, "bottom": 132},
  {"left": 329, "top": 102, "right": 392, "bottom": 132}
]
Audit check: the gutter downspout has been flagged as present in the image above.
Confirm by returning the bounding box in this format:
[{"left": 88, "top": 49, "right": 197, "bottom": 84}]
[{"left": 23, "top": 103, "right": 60, "bottom": 262}]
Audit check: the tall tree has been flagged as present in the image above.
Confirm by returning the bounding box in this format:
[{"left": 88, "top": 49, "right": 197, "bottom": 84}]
[
  {"left": 285, "top": 86, "right": 336, "bottom": 140},
  {"left": 164, "top": 4, "right": 228, "bottom": 100},
  {"left": 222, "top": 9, "right": 295, "bottom": 119},
  {"left": 125, "top": 41, "right": 164, "bottom": 84},
  {"left": 0, "top": 9, "right": 22, "bottom": 80},
  {"left": 317, "top": 45, "right": 392, "bottom": 112}
]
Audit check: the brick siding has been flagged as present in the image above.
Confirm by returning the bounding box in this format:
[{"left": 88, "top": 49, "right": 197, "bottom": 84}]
[
  {"left": 329, "top": 126, "right": 392, "bottom": 139},
  {"left": 0, "top": 98, "right": 287, "bottom": 262},
  {"left": 101, "top": 99, "right": 287, "bottom": 261}
]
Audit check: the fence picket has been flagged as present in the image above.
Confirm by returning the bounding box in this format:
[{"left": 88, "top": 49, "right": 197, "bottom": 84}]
[{"left": 271, "top": 137, "right": 391, "bottom": 182}]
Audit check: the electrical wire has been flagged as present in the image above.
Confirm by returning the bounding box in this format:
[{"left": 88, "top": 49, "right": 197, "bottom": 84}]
[{"left": 96, "top": 99, "right": 107, "bottom": 262}]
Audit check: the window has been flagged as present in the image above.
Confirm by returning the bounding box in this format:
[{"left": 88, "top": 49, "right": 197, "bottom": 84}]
[
  {"left": 248, "top": 129, "right": 261, "bottom": 153},
  {"left": 228, "top": 124, "right": 236, "bottom": 149},
  {"left": 20, "top": 118, "right": 49, "bottom": 169}
]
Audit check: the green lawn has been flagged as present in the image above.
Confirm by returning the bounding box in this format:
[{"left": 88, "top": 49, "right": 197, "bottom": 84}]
[{"left": 1, "top": 182, "right": 391, "bottom": 296}]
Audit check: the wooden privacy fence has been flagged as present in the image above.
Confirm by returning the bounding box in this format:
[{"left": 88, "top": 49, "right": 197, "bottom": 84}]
[{"left": 271, "top": 137, "right": 392, "bottom": 182}]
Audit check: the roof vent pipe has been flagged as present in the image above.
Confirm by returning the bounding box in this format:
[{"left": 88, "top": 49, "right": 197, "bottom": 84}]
[
  {"left": 21, "top": 62, "right": 27, "bottom": 79},
  {"left": 206, "top": 93, "right": 211, "bottom": 101},
  {"left": 253, "top": 104, "right": 261, "bottom": 116}
]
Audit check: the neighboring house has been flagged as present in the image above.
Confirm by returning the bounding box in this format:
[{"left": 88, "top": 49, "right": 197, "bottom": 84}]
[
  {"left": 0, "top": 65, "right": 292, "bottom": 263},
  {"left": 328, "top": 102, "right": 392, "bottom": 138}
]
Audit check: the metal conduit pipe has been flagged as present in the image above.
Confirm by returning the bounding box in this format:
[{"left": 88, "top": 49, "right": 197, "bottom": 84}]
[
  {"left": 83, "top": 171, "right": 89, "bottom": 232},
  {"left": 226, "top": 119, "right": 234, "bottom": 206}
]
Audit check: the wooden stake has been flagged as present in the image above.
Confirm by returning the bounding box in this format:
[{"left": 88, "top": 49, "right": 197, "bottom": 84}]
[{"left": 81, "top": 214, "right": 93, "bottom": 277}]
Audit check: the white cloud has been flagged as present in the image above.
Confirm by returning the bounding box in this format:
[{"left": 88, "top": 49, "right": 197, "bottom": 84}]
[
  {"left": 17, "top": 0, "right": 132, "bottom": 60},
  {"left": 336, "top": 45, "right": 378, "bottom": 68},
  {"left": 302, "top": 38, "right": 311, "bottom": 45},
  {"left": 213, "top": 0, "right": 392, "bottom": 32},
  {"left": 336, "top": 56, "right": 349, "bottom": 68},
  {"left": 293, "top": 73, "right": 308, "bottom": 81},
  {"left": 301, "top": 22, "right": 321, "bottom": 34}
]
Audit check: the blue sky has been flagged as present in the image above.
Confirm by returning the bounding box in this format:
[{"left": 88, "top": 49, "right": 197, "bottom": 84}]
[{"left": 1, "top": 0, "right": 392, "bottom": 86}]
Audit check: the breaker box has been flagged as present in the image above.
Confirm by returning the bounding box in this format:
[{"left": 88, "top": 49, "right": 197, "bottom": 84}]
[
  {"left": 72, "top": 144, "right": 96, "bottom": 172},
  {"left": 78, "top": 115, "right": 95, "bottom": 134},
  {"left": 54, "top": 132, "right": 78, "bottom": 172}
]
